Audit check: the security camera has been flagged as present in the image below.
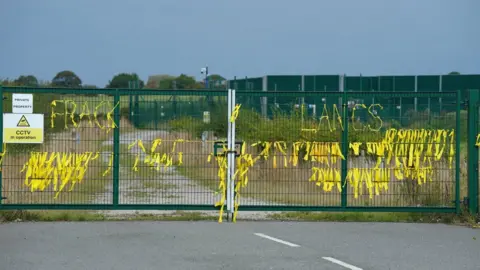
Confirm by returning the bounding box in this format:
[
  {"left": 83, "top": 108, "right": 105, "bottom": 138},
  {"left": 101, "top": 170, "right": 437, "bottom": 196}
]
[{"left": 200, "top": 67, "right": 207, "bottom": 74}]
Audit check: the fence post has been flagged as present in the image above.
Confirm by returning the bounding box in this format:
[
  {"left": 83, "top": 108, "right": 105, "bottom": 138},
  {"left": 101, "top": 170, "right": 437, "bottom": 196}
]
[
  {"left": 0, "top": 84, "right": 3, "bottom": 206},
  {"left": 134, "top": 95, "right": 139, "bottom": 127},
  {"left": 129, "top": 95, "right": 133, "bottom": 122},
  {"left": 341, "top": 90, "right": 349, "bottom": 208},
  {"left": 113, "top": 89, "right": 120, "bottom": 206},
  {"left": 154, "top": 101, "right": 158, "bottom": 130},
  {"left": 467, "top": 89, "right": 479, "bottom": 214},
  {"left": 455, "top": 90, "right": 461, "bottom": 214}
]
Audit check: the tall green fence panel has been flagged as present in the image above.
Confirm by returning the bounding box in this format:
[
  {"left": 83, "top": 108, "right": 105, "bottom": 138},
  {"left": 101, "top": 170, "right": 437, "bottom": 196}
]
[
  {"left": 233, "top": 90, "right": 460, "bottom": 212},
  {"left": 343, "top": 90, "right": 459, "bottom": 211},
  {"left": 266, "top": 76, "right": 302, "bottom": 115},
  {"left": 118, "top": 90, "right": 227, "bottom": 208},
  {"left": 304, "top": 75, "right": 340, "bottom": 113},
  {"left": 442, "top": 75, "right": 480, "bottom": 100},
  {"left": 0, "top": 87, "right": 115, "bottom": 208},
  {"left": 229, "top": 77, "right": 264, "bottom": 114},
  {"left": 0, "top": 86, "right": 468, "bottom": 214},
  {"left": 467, "top": 89, "right": 480, "bottom": 214},
  {"left": 417, "top": 75, "right": 441, "bottom": 114},
  {"left": 345, "top": 76, "right": 378, "bottom": 91}
]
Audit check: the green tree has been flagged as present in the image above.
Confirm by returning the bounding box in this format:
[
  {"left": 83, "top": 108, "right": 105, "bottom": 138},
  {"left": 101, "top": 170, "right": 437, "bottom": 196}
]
[
  {"left": 14, "top": 75, "right": 38, "bottom": 87},
  {"left": 146, "top": 74, "right": 176, "bottom": 89},
  {"left": 107, "top": 73, "right": 144, "bottom": 88},
  {"left": 448, "top": 71, "right": 461, "bottom": 75},
  {"left": 175, "top": 74, "right": 197, "bottom": 89},
  {"left": 52, "top": 70, "right": 82, "bottom": 87},
  {"left": 207, "top": 74, "right": 226, "bottom": 81}
]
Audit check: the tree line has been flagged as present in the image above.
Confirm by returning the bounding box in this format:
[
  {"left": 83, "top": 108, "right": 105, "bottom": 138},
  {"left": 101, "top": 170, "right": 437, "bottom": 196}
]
[{"left": 1, "top": 70, "right": 227, "bottom": 90}]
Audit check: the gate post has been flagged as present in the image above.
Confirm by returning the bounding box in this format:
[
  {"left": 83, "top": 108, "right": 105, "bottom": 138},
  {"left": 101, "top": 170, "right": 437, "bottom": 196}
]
[
  {"left": 455, "top": 90, "right": 461, "bottom": 214},
  {"left": 341, "top": 90, "right": 349, "bottom": 208},
  {"left": 467, "top": 89, "right": 479, "bottom": 214},
  {"left": 113, "top": 89, "right": 121, "bottom": 206}
]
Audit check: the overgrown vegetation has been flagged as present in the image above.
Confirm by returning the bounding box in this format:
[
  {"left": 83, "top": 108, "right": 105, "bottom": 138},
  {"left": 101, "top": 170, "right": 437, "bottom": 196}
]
[
  {"left": 268, "top": 210, "right": 479, "bottom": 226},
  {"left": 167, "top": 102, "right": 468, "bottom": 143}
]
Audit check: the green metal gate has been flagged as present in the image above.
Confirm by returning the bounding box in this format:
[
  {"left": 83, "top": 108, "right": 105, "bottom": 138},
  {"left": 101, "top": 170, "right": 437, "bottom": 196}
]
[
  {"left": 233, "top": 90, "right": 461, "bottom": 213},
  {"left": 0, "top": 85, "right": 475, "bottom": 216},
  {"left": 0, "top": 86, "right": 228, "bottom": 211}
]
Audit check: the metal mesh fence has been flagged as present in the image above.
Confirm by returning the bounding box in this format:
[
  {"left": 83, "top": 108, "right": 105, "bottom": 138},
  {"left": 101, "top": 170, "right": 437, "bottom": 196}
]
[
  {"left": 0, "top": 86, "right": 466, "bottom": 213},
  {"left": 233, "top": 91, "right": 460, "bottom": 210},
  {"left": 118, "top": 92, "right": 227, "bottom": 206},
  {"left": 1, "top": 90, "right": 114, "bottom": 205}
]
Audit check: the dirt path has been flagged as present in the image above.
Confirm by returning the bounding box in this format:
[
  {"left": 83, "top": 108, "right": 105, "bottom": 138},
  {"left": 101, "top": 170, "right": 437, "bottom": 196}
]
[{"left": 92, "top": 130, "right": 271, "bottom": 219}]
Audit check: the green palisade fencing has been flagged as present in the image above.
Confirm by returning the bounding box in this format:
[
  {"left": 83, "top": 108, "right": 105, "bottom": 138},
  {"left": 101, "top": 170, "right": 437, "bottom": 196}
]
[
  {"left": 134, "top": 96, "right": 226, "bottom": 129},
  {"left": 267, "top": 76, "right": 302, "bottom": 116},
  {"left": 417, "top": 75, "right": 441, "bottom": 115},
  {"left": 304, "top": 75, "right": 341, "bottom": 117}
]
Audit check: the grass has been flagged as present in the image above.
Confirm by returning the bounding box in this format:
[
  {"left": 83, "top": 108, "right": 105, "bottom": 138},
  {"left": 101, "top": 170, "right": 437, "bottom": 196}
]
[
  {"left": 0, "top": 210, "right": 106, "bottom": 222},
  {"left": 1, "top": 209, "right": 477, "bottom": 226},
  {"left": 0, "top": 210, "right": 217, "bottom": 222},
  {"left": 267, "top": 211, "right": 479, "bottom": 227}
]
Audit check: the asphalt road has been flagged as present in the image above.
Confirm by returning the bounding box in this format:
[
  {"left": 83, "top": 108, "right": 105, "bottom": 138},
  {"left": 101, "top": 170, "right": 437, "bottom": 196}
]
[{"left": 0, "top": 221, "right": 478, "bottom": 270}]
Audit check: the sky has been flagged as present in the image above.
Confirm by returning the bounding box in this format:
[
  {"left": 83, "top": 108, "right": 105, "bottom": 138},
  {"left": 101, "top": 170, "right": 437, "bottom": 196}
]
[{"left": 1, "top": 0, "right": 479, "bottom": 87}]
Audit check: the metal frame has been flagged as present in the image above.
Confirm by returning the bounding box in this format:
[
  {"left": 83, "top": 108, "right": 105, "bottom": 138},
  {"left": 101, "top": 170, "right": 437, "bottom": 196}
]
[{"left": 0, "top": 85, "right": 474, "bottom": 214}]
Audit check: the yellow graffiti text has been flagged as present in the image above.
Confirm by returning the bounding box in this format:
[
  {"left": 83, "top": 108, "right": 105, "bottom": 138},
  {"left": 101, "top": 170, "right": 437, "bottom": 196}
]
[{"left": 50, "top": 100, "right": 119, "bottom": 133}]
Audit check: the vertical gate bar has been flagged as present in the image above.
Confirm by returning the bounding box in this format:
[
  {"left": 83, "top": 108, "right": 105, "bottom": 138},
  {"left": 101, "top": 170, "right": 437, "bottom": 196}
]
[
  {"left": 455, "top": 90, "right": 461, "bottom": 214},
  {"left": 229, "top": 90, "right": 236, "bottom": 218},
  {"left": 226, "top": 89, "right": 232, "bottom": 214},
  {"left": 467, "top": 89, "right": 479, "bottom": 214},
  {"left": 113, "top": 89, "right": 120, "bottom": 206},
  {"left": 0, "top": 84, "right": 3, "bottom": 205},
  {"left": 134, "top": 94, "right": 139, "bottom": 127},
  {"left": 129, "top": 95, "right": 132, "bottom": 122},
  {"left": 154, "top": 101, "right": 158, "bottom": 130},
  {"left": 341, "top": 90, "right": 349, "bottom": 208}
]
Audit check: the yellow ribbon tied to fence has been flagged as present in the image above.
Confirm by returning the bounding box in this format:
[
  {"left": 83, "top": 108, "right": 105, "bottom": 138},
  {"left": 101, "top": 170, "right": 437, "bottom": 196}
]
[
  {"left": 212, "top": 155, "right": 227, "bottom": 223},
  {"left": 0, "top": 144, "right": 7, "bottom": 170},
  {"left": 230, "top": 104, "right": 241, "bottom": 122},
  {"left": 22, "top": 152, "right": 99, "bottom": 198}
]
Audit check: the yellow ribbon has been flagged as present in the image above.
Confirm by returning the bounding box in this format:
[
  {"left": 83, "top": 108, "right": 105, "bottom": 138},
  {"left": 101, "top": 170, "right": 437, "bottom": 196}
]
[{"left": 230, "top": 104, "right": 241, "bottom": 122}]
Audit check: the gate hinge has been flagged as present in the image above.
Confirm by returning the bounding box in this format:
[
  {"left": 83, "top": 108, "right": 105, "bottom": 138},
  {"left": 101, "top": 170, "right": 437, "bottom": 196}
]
[{"left": 453, "top": 197, "right": 470, "bottom": 207}]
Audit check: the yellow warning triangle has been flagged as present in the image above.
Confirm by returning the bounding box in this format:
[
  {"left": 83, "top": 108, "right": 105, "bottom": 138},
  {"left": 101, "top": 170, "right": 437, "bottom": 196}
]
[{"left": 17, "top": 115, "right": 30, "bottom": 127}]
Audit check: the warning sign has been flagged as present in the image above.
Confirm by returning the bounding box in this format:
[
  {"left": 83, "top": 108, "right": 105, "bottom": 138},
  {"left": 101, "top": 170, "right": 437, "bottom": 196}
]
[
  {"left": 17, "top": 115, "right": 30, "bottom": 127},
  {"left": 12, "top": 93, "right": 33, "bottom": 114},
  {"left": 3, "top": 113, "right": 44, "bottom": 144}
]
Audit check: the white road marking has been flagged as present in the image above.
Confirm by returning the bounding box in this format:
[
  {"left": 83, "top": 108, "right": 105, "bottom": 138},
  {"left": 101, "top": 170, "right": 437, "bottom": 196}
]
[
  {"left": 322, "top": 257, "right": 363, "bottom": 270},
  {"left": 254, "top": 233, "right": 300, "bottom": 247}
]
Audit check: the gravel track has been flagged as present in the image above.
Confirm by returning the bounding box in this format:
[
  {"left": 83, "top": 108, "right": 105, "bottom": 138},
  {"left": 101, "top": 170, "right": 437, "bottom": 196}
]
[{"left": 92, "top": 130, "right": 270, "bottom": 219}]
